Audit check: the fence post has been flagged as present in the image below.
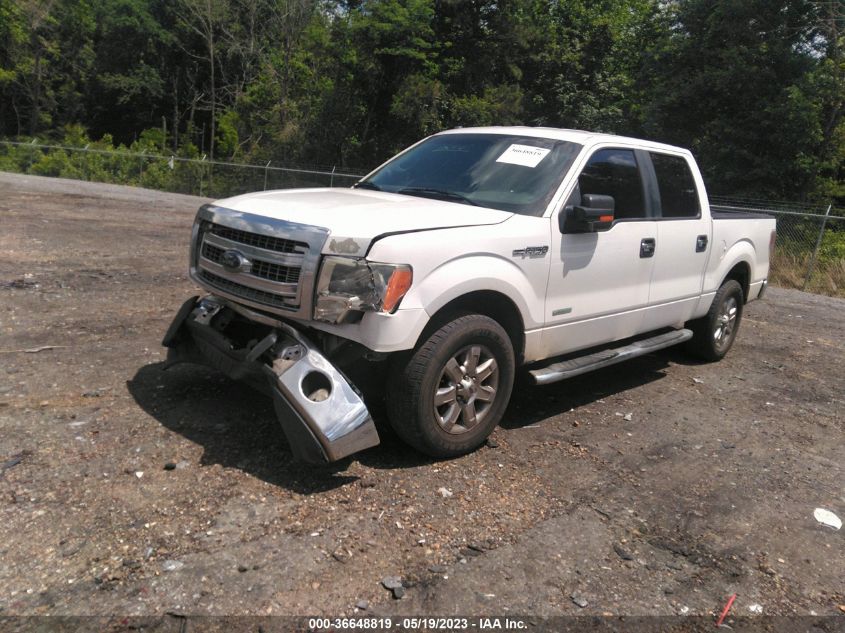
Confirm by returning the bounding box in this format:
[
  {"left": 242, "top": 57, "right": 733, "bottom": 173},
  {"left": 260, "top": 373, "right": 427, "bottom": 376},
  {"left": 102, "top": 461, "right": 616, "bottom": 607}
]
[
  {"left": 264, "top": 160, "right": 271, "bottom": 190},
  {"left": 83, "top": 144, "right": 90, "bottom": 181},
  {"left": 330, "top": 165, "right": 336, "bottom": 187},
  {"left": 802, "top": 204, "right": 833, "bottom": 290},
  {"left": 29, "top": 139, "right": 36, "bottom": 172}
]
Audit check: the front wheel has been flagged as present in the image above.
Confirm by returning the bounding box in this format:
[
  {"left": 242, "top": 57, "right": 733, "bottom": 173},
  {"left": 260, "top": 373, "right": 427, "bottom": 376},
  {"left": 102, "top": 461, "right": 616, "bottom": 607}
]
[
  {"left": 685, "top": 279, "right": 744, "bottom": 361},
  {"left": 386, "top": 314, "right": 515, "bottom": 458}
]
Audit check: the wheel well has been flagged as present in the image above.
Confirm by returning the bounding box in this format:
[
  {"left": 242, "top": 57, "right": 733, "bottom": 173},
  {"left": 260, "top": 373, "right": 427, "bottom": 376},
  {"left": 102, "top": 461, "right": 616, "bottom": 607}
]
[
  {"left": 422, "top": 291, "right": 526, "bottom": 364},
  {"left": 724, "top": 261, "right": 750, "bottom": 302}
]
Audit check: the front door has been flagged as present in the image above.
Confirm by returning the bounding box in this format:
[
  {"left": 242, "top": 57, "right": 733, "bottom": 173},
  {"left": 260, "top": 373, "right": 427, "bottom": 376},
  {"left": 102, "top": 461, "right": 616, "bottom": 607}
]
[{"left": 543, "top": 147, "right": 656, "bottom": 357}]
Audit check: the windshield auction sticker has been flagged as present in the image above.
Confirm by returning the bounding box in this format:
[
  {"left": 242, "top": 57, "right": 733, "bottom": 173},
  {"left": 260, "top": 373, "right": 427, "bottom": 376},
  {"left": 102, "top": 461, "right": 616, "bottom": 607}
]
[{"left": 495, "top": 144, "right": 551, "bottom": 168}]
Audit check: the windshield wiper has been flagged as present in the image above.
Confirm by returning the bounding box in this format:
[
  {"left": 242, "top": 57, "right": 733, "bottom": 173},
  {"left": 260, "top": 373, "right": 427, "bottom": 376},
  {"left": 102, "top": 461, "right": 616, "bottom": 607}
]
[
  {"left": 397, "top": 187, "right": 479, "bottom": 206},
  {"left": 354, "top": 181, "right": 382, "bottom": 191}
]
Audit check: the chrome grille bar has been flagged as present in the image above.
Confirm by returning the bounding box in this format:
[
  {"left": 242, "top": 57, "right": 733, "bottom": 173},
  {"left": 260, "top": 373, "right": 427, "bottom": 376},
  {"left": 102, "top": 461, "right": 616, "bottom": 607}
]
[
  {"left": 201, "top": 242, "right": 301, "bottom": 285},
  {"left": 202, "top": 232, "right": 305, "bottom": 267},
  {"left": 199, "top": 255, "right": 299, "bottom": 296},
  {"left": 197, "top": 271, "right": 296, "bottom": 309},
  {"left": 206, "top": 222, "right": 308, "bottom": 254}
]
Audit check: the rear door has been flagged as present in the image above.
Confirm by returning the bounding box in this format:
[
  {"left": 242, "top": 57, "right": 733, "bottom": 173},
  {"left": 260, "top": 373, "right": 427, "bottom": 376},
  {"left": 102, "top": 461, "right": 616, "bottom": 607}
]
[{"left": 643, "top": 151, "right": 711, "bottom": 330}]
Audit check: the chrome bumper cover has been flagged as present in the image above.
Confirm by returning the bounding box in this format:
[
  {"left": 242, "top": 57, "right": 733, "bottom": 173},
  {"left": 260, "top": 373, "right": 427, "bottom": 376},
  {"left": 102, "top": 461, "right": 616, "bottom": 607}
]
[{"left": 162, "top": 295, "right": 379, "bottom": 463}]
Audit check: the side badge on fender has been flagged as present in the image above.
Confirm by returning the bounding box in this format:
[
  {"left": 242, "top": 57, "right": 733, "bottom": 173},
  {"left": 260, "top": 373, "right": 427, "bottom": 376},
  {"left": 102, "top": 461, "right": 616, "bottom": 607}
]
[{"left": 512, "top": 246, "right": 549, "bottom": 259}]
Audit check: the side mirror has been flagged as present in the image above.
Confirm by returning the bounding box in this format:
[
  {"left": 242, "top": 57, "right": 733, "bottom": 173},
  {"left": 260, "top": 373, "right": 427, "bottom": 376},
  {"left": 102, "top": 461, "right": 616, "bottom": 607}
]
[{"left": 559, "top": 194, "right": 615, "bottom": 233}]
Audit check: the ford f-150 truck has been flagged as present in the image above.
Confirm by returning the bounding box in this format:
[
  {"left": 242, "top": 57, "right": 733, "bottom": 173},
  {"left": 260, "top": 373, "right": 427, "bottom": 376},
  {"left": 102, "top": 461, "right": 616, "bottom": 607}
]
[{"left": 163, "top": 127, "right": 776, "bottom": 463}]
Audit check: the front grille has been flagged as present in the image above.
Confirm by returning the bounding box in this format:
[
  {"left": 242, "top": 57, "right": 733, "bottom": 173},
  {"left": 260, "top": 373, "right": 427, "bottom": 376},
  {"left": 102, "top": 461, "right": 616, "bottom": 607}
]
[
  {"left": 207, "top": 222, "right": 307, "bottom": 254},
  {"left": 201, "top": 242, "right": 301, "bottom": 285},
  {"left": 251, "top": 259, "right": 300, "bottom": 284},
  {"left": 202, "top": 242, "right": 226, "bottom": 264},
  {"left": 193, "top": 208, "right": 327, "bottom": 318},
  {"left": 198, "top": 270, "right": 293, "bottom": 309}
]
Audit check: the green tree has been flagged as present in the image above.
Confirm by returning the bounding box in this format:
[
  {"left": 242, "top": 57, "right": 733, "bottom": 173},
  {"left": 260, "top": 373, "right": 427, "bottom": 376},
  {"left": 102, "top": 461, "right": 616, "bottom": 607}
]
[
  {"left": 175, "top": 0, "right": 231, "bottom": 159},
  {"left": 4, "top": 0, "right": 59, "bottom": 136},
  {"left": 86, "top": 0, "right": 174, "bottom": 144},
  {"left": 638, "top": 0, "right": 823, "bottom": 198}
]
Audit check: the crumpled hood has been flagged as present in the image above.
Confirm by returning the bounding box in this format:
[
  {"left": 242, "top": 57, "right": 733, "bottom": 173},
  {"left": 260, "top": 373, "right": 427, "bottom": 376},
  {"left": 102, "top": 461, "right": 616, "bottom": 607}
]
[{"left": 213, "top": 187, "right": 512, "bottom": 256}]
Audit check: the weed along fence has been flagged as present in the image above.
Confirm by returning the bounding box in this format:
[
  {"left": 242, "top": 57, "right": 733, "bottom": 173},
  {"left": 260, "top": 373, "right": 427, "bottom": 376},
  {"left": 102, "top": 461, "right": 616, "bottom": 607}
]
[
  {"left": 710, "top": 196, "right": 845, "bottom": 297},
  {"left": 1, "top": 140, "right": 843, "bottom": 297}
]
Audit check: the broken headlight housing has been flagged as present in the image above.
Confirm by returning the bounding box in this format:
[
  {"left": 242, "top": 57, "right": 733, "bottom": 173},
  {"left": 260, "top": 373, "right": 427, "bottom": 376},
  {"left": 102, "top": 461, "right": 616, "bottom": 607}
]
[{"left": 314, "top": 256, "right": 413, "bottom": 324}]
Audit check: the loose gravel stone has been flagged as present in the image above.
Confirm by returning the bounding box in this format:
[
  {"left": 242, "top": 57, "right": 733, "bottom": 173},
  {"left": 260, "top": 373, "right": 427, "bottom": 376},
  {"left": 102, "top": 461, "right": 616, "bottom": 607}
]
[
  {"left": 571, "top": 592, "right": 589, "bottom": 608},
  {"left": 381, "top": 576, "right": 402, "bottom": 590},
  {"left": 613, "top": 543, "right": 634, "bottom": 561}
]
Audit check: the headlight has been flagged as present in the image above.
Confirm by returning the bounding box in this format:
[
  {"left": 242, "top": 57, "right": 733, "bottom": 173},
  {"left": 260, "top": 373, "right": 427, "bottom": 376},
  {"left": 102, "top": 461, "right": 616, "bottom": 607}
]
[{"left": 314, "top": 257, "right": 413, "bottom": 324}]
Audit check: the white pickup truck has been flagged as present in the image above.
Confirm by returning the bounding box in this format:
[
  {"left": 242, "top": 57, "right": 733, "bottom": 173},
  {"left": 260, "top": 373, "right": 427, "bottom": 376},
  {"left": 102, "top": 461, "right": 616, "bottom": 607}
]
[{"left": 163, "top": 127, "right": 776, "bottom": 463}]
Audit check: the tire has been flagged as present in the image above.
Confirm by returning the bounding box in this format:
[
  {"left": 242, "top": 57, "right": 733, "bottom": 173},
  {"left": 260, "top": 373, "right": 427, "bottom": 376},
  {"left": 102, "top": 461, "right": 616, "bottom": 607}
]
[
  {"left": 386, "top": 314, "right": 515, "bottom": 458},
  {"left": 685, "top": 279, "right": 744, "bottom": 361}
]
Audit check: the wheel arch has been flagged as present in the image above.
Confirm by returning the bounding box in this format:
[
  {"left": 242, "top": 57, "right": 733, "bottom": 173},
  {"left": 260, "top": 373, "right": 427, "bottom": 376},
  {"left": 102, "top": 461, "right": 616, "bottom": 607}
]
[
  {"left": 419, "top": 290, "right": 526, "bottom": 365},
  {"left": 722, "top": 260, "right": 751, "bottom": 302}
]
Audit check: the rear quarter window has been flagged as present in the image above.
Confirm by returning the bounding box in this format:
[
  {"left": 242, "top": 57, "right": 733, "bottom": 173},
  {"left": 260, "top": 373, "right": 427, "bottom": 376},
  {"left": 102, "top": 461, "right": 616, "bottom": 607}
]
[{"left": 650, "top": 153, "right": 700, "bottom": 219}]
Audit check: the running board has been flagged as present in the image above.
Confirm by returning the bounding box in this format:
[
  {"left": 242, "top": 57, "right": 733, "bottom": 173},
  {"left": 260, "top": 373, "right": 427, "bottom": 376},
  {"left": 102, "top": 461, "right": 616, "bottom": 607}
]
[{"left": 529, "top": 329, "right": 693, "bottom": 386}]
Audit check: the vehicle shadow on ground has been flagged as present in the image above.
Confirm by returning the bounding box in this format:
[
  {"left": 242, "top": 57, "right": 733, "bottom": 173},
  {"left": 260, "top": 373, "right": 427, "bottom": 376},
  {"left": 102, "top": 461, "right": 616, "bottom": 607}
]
[
  {"left": 128, "top": 362, "right": 364, "bottom": 493},
  {"left": 502, "top": 350, "right": 687, "bottom": 429},
  {"left": 129, "top": 349, "right": 698, "bottom": 490}
]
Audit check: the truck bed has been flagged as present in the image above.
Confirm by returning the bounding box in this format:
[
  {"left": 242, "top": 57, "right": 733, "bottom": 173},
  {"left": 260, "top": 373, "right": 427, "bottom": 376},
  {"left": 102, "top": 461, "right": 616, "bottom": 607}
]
[{"left": 711, "top": 206, "right": 774, "bottom": 221}]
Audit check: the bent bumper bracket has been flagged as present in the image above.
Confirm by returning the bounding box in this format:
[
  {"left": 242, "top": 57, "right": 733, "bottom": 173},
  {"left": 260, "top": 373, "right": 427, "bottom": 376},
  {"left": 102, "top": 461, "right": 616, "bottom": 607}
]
[{"left": 162, "top": 295, "right": 379, "bottom": 463}]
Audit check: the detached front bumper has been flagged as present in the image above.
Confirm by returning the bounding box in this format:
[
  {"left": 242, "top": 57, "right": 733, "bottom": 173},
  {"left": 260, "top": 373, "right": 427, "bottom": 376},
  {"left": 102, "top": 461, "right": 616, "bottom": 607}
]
[{"left": 162, "top": 295, "right": 379, "bottom": 463}]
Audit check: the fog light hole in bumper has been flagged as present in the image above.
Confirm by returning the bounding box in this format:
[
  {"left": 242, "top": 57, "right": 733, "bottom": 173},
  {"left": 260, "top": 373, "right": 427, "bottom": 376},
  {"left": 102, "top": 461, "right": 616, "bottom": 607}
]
[{"left": 302, "top": 371, "right": 332, "bottom": 402}]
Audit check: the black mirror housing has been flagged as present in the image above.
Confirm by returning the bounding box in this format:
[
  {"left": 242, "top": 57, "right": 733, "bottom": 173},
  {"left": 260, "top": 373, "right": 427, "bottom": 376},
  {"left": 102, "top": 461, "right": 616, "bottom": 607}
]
[{"left": 560, "top": 194, "right": 615, "bottom": 233}]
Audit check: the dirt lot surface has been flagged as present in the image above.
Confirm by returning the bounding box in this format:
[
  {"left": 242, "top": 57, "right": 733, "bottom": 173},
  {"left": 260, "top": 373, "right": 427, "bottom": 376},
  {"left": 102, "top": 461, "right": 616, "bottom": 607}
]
[{"left": 0, "top": 172, "right": 843, "bottom": 622}]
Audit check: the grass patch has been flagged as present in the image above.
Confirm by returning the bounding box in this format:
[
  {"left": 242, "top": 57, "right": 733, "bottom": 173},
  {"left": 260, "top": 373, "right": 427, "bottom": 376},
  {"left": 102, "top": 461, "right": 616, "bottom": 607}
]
[{"left": 770, "top": 250, "right": 845, "bottom": 298}]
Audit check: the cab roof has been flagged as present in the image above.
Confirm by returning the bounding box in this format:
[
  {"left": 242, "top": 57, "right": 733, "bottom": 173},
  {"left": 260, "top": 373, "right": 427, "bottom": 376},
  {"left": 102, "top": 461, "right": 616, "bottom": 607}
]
[{"left": 436, "top": 126, "right": 691, "bottom": 156}]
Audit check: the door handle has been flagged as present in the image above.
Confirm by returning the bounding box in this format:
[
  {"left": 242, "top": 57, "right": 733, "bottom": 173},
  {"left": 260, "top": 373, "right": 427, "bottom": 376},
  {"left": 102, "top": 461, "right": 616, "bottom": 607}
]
[
  {"left": 696, "top": 234, "right": 709, "bottom": 252},
  {"left": 640, "top": 238, "right": 656, "bottom": 258}
]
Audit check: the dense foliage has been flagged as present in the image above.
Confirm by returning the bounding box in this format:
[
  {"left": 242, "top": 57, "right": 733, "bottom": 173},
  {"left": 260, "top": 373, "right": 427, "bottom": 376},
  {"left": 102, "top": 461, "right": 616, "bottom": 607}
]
[{"left": 1, "top": 0, "right": 843, "bottom": 202}]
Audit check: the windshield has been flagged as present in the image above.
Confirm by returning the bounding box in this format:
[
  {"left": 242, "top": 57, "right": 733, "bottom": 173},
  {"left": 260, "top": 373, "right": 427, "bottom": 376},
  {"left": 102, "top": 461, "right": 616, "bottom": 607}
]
[{"left": 356, "top": 133, "right": 582, "bottom": 216}]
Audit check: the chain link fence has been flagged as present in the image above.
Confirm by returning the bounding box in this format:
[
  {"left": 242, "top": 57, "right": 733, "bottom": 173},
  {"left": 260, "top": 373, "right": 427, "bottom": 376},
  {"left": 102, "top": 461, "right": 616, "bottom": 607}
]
[
  {"left": 1, "top": 140, "right": 842, "bottom": 297},
  {"left": 710, "top": 195, "right": 844, "bottom": 297},
  {"left": 0, "top": 140, "right": 365, "bottom": 197}
]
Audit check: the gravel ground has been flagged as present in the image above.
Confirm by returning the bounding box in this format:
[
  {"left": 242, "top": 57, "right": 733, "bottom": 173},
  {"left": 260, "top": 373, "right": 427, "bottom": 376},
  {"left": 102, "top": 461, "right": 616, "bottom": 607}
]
[{"left": 0, "top": 172, "right": 843, "bottom": 621}]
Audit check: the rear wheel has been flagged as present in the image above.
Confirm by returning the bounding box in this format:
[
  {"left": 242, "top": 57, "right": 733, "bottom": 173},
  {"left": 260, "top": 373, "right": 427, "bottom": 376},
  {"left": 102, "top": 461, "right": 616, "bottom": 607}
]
[
  {"left": 685, "top": 279, "right": 744, "bottom": 361},
  {"left": 386, "top": 314, "right": 515, "bottom": 458}
]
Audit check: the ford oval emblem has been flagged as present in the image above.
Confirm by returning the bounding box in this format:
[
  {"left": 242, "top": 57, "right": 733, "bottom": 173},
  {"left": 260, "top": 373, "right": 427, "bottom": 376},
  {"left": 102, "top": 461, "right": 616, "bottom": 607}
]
[{"left": 221, "top": 249, "right": 247, "bottom": 271}]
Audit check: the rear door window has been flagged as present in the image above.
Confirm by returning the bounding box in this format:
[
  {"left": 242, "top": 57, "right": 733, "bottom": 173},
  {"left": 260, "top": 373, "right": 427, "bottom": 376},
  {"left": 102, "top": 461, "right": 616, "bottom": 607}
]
[{"left": 650, "top": 153, "right": 700, "bottom": 218}]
